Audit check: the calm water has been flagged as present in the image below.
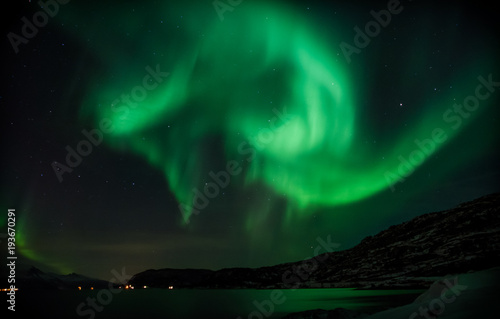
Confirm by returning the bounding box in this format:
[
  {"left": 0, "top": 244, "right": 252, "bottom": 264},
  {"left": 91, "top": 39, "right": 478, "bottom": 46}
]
[{"left": 18, "top": 288, "right": 423, "bottom": 318}]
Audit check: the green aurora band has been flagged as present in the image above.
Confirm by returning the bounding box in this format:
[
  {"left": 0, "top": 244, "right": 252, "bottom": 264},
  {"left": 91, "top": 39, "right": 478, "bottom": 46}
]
[{"left": 59, "top": 1, "right": 497, "bottom": 226}]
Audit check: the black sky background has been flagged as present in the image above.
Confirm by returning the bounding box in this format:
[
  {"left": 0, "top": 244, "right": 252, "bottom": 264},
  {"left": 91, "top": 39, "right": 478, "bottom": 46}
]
[{"left": 1, "top": 0, "right": 499, "bottom": 280}]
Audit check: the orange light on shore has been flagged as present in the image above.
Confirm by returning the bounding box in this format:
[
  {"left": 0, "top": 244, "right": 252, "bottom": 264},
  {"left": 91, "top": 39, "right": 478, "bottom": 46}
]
[{"left": 78, "top": 286, "right": 82, "bottom": 290}]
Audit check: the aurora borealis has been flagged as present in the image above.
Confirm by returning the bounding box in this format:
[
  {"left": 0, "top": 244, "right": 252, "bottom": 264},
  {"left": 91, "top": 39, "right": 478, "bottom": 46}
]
[{"left": 1, "top": 0, "right": 499, "bottom": 280}]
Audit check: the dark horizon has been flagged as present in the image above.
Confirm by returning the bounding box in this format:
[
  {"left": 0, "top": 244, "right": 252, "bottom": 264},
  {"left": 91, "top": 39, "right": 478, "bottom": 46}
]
[{"left": 8, "top": 191, "right": 500, "bottom": 282}]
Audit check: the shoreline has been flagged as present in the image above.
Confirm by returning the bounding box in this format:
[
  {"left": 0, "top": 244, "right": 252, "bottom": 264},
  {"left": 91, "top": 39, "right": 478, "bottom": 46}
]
[{"left": 282, "top": 267, "right": 500, "bottom": 319}]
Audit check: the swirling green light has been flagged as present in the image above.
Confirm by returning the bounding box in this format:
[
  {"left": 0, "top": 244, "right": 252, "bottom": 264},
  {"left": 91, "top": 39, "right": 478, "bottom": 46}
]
[{"left": 64, "top": 1, "right": 495, "bottom": 226}]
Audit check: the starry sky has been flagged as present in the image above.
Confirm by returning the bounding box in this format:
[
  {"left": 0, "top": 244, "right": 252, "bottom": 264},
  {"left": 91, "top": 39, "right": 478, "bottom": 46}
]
[{"left": 1, "top": 0, "right": 499, "bottom": 280}]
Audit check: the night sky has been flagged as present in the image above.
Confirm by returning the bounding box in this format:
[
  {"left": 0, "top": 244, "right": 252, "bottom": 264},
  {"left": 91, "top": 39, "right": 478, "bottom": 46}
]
[{"left": 1, "top": 0, "right": 499, "bottom": 280}]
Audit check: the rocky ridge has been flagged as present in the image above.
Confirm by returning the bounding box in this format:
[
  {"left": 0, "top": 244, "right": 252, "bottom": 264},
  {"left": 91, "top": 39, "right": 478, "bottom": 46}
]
[{"left": 129, "top": 193, "right": 500, "bottom": 289}]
